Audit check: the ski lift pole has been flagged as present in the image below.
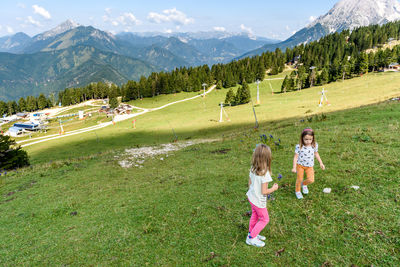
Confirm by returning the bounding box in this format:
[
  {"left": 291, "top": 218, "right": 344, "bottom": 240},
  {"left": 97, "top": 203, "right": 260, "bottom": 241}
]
[
  {"left": 268, "top": 80, "right": 274, "bottom": 95},
  {"left": 59, "top": 119, "right": 64, "bottom": 135},
  {"left": 256, "top": 80, "right": 260, "bottom": 104},
  {"left": 202, "top": 83, "right": 207, "bottom": 97},
  {"left": 166, "top": 120, "right": 178, "bottom": 142},
  {"left": 250, "top": 98, "right": 259, "bottom": 129},
  {"left": 219, "top": 102, "right": 223, "bottom": 122}
]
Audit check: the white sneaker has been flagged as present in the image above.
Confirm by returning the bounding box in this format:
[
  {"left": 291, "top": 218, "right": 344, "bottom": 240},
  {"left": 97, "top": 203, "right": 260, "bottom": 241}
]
[
  {"left": 246, "top": 236, "right": 265, "bottom": 247},
  {"left": 248, "top": 233, "right": 266, "bottom": 241},
  {"left": 302, "top": 185, "right": 309, "bottom": 194},
  {"left": 257, "top": 234, "right": 266, "bottom": 241},
  {"left": 295, "top": 192, "right": 303, "bottom": 199}
]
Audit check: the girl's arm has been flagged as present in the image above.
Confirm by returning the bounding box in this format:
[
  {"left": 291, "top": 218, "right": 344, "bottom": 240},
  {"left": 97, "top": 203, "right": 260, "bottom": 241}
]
[
  {"left": 292, "top": 153, "right": 298, "bottom": 173},
  {"left": 315, "top": 152, "right": 325, "bottom": 170},
  {"left": 248, "top": 177, "right": 251, "bottom": 186},
  {"left": 261, "top": 182, "right": 279, "bottom": 195}
]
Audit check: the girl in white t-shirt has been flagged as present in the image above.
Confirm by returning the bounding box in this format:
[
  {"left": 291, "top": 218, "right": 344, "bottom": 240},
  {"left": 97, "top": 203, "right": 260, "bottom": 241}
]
[
  {"left": 291, "top": 128, "right": 325, "bottom": 199},
  {"left": 246, "top": 144, "right": 279, "bottom": 247}
]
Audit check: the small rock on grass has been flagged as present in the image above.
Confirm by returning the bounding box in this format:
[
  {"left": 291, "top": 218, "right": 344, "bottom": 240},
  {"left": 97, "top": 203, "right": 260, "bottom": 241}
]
[{"left": 323, "top": 188, "right": 331, "bottom": 194}]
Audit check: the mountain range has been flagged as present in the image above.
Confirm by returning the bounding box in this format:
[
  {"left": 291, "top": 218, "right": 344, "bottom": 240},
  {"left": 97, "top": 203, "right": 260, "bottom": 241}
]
[
  {"left": 241, "top": 0, "right": 400, "bottom": 58},
  {"left": 2, "top": 0, "right": 400, "bottom": 101},
  {"left": 0, "top": 20, "right": 278, "bottom": 101}
]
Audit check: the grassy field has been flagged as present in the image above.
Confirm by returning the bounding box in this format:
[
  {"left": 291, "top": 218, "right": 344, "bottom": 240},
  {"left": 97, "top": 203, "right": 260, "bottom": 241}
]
[
  {"left": 12, "top": 112, "right": 112, "bottom": 142},
  {"left": 56, "top": 105, "right": 100, "bottom": 116},
  {"left": 0, "top": 100, "right": 399, "bottom": 265},
  {"left": 23, "top": 71, "right": 400, "bottom": 164}
]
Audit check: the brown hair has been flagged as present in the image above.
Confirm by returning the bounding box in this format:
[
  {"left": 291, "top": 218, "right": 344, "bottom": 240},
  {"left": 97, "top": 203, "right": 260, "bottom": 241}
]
[
  {"left": 299, "top": 128, "right": 316, "bottom": 149},
  {"left": 251, "top": 144, "right": 272, "bottom": 176}
]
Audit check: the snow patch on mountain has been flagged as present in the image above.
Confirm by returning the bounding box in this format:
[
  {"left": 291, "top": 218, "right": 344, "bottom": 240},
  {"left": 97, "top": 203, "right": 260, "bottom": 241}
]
[{"left": 308, "top": 0, "right": 400, "bottom": 33}]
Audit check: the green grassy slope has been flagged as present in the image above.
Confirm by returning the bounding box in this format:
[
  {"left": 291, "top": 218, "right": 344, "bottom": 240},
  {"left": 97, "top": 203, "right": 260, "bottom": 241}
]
[
  {"left": 0, "top": 101, "right": 399, "bottom": 265},
  {"left": 24, "top": 71, "right": 400, "bottom": 164}
]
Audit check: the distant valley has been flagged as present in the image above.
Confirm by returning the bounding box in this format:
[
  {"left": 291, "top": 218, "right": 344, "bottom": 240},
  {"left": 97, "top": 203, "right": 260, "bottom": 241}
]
[{"left": 0, "top": 20, "right": 278, "bottom": 101}]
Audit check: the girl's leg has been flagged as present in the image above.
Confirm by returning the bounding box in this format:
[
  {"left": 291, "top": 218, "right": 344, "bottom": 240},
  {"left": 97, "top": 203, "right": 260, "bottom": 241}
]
[
  {"left": 295, "top": 164, "right": 305, "bottom": 192},
  {"left": 248, "top": 200, "right": 259, "bottom": 233},
  {"left": 303, "top": 167, "right": 315, "bottom": 185},
  {"left": 249, "top": 205, "right": 269, "bottom": 238}
]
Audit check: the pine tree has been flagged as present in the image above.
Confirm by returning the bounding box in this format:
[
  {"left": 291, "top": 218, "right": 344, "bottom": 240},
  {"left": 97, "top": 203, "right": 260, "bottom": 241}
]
[
  {"left": 224, "top": 88, "right": 235, "bottom": 105},
  {"left": 320, "top": 68, "right": 329, "bottom": 85},
  {"left": 37, "top": 93, "right": 48, "bottom": 110},
  {"left": 18, "top": 98, "right": 26, "bottom": 112},
  {"left": 358, "top": 52, "right": 369, "bottom": 74},
  {"left": 240, "top": 82, "right": 251, "bottom": 104},
  {"left": 109, "top": 97, "right": 119, "bottom": 109},
  {"left": 281, "top": 76, "right": 289, "bottom": 93},
  {"left": 109, "top": 87, "right": 119, "bottom": 109},
  {"left": 234, "top": 87, "right": 242, "bottom": 105},
  {"left": 0, "top": 135, "right": 29, "bottom": 170},
  {"left": 216, "top": 80, "right": 222, "bottom": 89},
  {"left": 0, "top": 101, "right": 7, "bottom": 116}
]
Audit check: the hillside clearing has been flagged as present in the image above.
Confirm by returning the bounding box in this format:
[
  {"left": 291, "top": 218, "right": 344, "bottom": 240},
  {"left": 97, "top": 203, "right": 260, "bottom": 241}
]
[{"left": 0, "top": 101, "right": 399, "bottom": 265}]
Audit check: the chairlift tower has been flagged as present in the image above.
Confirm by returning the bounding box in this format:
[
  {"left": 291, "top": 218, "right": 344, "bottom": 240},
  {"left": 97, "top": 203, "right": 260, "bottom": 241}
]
[
  {"left": 318, "top": 88, "right": 330, "bottom": 107},
  {"left": 59, "top": 119, "right": 64, "bottom": 135},
  {"left": 219, "top": 102, "right": 230, "bottom": 122},
  {"left": 256, "top": 80, "right": 260, "bottom": 104},
  {"left": 202, "top": 83, "right": 207, "bottom": 97}
]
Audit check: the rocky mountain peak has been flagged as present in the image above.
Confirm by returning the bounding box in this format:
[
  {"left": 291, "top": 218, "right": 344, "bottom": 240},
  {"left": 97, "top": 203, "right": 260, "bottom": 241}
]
[
  {"left": 308, "top": 0, "right": 400, "bottom": 33},
  {"left": 34, "top": 19, "right": 80, "bottom": 41}
]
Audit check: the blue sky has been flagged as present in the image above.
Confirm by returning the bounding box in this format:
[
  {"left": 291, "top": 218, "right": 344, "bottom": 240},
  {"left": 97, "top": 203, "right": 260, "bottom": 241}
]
[{"left": 0, "top": 0, "right": 339, "bottom": 40}]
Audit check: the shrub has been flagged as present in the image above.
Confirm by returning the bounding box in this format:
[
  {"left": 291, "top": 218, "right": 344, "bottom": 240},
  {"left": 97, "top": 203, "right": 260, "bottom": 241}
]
[{"left": 0, "top": 135, "right": 30, "bottom": 170}]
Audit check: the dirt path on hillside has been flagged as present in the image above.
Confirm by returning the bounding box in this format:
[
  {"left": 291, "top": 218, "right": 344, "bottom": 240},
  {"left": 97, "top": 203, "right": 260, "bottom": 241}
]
[{"left": 40, "top": 99, "right": 101, "bottom": 117}]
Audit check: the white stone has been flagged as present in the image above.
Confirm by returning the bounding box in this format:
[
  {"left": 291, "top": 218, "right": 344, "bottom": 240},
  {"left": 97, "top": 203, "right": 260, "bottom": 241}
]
[{"left": 323, "top": 188, "right": 331, "bottom": 194}]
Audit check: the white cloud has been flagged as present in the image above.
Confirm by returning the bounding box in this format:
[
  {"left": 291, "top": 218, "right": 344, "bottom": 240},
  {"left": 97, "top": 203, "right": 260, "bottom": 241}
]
[
  {"left": 309, "top": 16, "right": 316, "bottom": 22},
  {"left": 105, "top": 8, "right": 112, "bottom": 15},
  {"left": 240, "top": 24, "right": 256, "bottom": 39},
  {"left": 26, "top": 16, "right": 42, "bottom": 27},
  {"left": 102, "top": 15, "right": 110, "bottom": 22},
  {"left": 17, "top": 3, "right": 26, "bottom": 8},
  {"left": 285, "top": 25, "right": 290, "bottom": 31},
  {"left": 0, "top": 25, "right": 2, "bottom": 31},
  {"left": 32, "top": 5, "right": 51, "bottom": 19},
  {"left": 240, "top": 24, "right": 253, "bottom": 34},
  {"left": 7, "top": 26, "right": 14, "bottom": 33},
  {"left": 104, "top": 11, "right": 141, "bottom": 27},
  {"left": 148, "top": 8, "right": 194, "bottom": 25},
  {"left": 117, "top": 12, "right": 141, "bottom": 25},
  {"left": 165, "top": 29, "right": 172, "bottom": 33},
  {"left": 213, "top": 26, "right": 226, "bottom": 32},
  {"left": 124, "top": 13, "right": 140, "bottom": 24}
]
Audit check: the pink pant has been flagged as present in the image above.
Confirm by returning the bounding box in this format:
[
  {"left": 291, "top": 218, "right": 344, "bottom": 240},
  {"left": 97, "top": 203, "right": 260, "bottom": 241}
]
[{"left": 248, "top": 199, "right": 270, "bottom": 238}]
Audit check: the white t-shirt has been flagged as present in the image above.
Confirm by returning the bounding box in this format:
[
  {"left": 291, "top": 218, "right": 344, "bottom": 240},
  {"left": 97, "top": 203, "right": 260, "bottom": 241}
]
[
  {"left": 295, "top": 143, "right": 318, "bottom": 167},
  {"left": 246, "top": 169, "right": 273, "bottom": 208}
]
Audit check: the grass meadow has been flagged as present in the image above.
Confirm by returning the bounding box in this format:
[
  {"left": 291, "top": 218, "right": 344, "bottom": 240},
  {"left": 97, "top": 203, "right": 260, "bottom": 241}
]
[
  {"left": 0, "top": 72, "right": 399, "bottom": 265},
  {"left": 23, "top": 71, "right": 400, "bottom": 164}
]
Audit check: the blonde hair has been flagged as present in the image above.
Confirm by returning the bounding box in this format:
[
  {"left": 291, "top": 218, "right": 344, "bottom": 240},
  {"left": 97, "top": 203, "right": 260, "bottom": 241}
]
[{"left": 251, "top": 144, "right": 272, "bottom": 176}]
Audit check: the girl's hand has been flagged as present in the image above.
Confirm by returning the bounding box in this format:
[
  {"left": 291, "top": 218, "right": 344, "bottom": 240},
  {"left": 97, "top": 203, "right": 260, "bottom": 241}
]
[
  {"left": 291, "top": 167, "right": 297, "bottom": 173},
  {"left": 272, "top": 183, "right": 279, "bottom": 191},
  {"left": 320, "top": 163, "right": 325, "bottom": 170}
]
